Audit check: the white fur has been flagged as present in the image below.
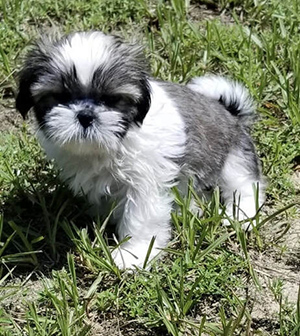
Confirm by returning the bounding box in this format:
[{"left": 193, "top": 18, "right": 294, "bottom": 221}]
[
  {"left": 43, "top": 102, "right": 126, "bottom": 154},
  {"left": 220, "top": 148, "right": 265, "bottom": 230},
  {"left": 52, "top": 33, "right": 143, "bottom": 102},
  {"left": 187, "top": 75, "right": 255, "bottom": 116},
  {"left": 55, "top": 32, "right": 114, "bottom": 86},
  {"left": 38, "top": 80, "right": 186, "bottom": 269}
]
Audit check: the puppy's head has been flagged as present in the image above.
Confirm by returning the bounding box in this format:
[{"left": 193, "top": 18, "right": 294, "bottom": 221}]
[{"left": 16, "top": 32, "right": 151, "bottom": 154}]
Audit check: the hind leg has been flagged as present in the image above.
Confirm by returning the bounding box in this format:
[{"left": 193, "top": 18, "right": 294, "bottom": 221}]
[{"left": 219, "top": 144, "right": 265, "bottom": 230}]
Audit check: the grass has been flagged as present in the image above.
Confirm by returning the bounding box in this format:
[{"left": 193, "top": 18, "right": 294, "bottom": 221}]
[{"left": 0, "top": 0, "right": 299, "bottom": 335}]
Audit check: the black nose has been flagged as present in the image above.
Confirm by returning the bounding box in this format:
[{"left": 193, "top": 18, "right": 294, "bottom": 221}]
[{"left": 77, "top": 109, "right": 94, "bottom": 128}]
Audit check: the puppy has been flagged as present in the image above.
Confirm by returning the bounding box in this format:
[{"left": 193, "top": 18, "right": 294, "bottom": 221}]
[{"left": 16, "top": 31, "right": 265, "bottom": 269}]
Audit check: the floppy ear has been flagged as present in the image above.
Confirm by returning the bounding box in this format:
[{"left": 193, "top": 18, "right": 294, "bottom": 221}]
[
  {"left": 15, "top": 67, "right": 37, "bottom": 119},
  {"left": 134, "top": 76, "right": 151, "bottom": 124}
]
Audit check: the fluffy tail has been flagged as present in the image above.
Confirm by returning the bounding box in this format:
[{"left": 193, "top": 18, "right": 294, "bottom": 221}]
[{"left": 187, "top": 75, "right": 256, "bottom": 124}]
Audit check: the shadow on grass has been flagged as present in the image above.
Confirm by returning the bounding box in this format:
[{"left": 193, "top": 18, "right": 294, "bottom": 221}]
[
  {"left": 286, "top": 250, "right": 300, "bottom": 272},
  {"left": 1, "top": 170, "right": 98, "bottom": 277}
]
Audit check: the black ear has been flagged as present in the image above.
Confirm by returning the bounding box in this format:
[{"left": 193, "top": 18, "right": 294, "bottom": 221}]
[
  {"left": 134, "top": 76, "right": 151, "bottom": 124},
  {"left": 15, "top": 67, "right": 36, "bottom": 119},
  {"left": 15, "top": 39, "right": 50, "bottom": 119}
]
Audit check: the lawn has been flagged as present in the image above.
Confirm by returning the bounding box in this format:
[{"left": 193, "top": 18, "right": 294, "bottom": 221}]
[{"left": 0, "top": 0, "right": 299, "bottom": 335}]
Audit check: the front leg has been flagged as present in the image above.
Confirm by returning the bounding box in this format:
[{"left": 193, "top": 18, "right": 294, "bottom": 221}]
[{"left": 112, "top": 188, "right": 173, "bottom": 269}]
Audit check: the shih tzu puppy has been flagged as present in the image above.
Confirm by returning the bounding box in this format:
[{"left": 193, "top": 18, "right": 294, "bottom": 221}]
[{"left": 16, "top": 31, "right": 265, "bottom": 269}]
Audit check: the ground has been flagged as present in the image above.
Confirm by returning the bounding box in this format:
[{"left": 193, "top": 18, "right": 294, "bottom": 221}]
[
  {"left": 0, "top": 99, "right": 22, "bottom": 132},
  {"left": 0, "top": 0, "right": 299, "bottom": 335}
]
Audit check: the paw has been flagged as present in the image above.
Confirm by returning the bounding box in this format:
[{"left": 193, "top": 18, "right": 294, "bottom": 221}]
[
  {"left": 112, "top": 243, "right": 159, "bottom": 270},
  {"left": 222, "top": 217, "right": 255, "bottom": 231},
  {"left": 189, "top": 199, "right": 204, "bottom": 217},
  {"left": 112, "top": 247, "right": 143, "bottom": 270},
  {"left": 222, "top": 208, "right": 257, "bottom": 231}
]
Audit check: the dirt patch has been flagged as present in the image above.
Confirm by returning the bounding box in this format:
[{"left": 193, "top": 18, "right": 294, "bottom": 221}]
[
  {"left": 1, "top": 274, "right": 164, "bottom": 335},
  {"left": 248, "top": 208, "right": 300, "bottom": 333},
  {"left": 245, "top": 169, "right": 299, "bottom": 333},
  {"left": 89, "top": 316, "right": 164, "bottom": 336},
  {"left": 1, "top": 274, "right": 44, "bottom": 322},
  {"left": 0, "top": 98, "right": 23, "bottom": 132},
  {"left": 188, "top": 2, "right": 233, "bottom": 24},
  {"left": 291, "top": 170, "right": 300, "bottom": 195}
]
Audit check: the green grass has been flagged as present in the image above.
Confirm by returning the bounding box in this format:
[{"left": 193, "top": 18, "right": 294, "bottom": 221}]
[{"left": 0, "top": 0, "right": 299, "bottom": 335}]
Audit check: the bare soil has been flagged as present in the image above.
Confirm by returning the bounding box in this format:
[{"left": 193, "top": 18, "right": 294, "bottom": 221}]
[
  {"left": 0, "top": 99, "right": 23, "bottom": 132},
  {"left": 188, "top": 2, "right": 233, "bottom": 24},
  {"left": 249, "top": 170, "right": 300, "bottom": 333}
]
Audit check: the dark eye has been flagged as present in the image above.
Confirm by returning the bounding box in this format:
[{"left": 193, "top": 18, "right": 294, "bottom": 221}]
[
  {"left": 53, "top": 92, "right": 72, "bottom": 105},
  {"left": 101, "top": 94, "right": 133, "bottom": 110},
  {"left": 36, "top": 91, "right": 71, "bottom": 110},
  {"left": 101, "top": 94, "right": 122, "bottom": 106}
]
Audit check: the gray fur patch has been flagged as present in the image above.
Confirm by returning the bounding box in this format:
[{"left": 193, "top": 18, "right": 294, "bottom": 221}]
[{"left": 156, "top": 80, "right": 260, "bottom": 191}]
